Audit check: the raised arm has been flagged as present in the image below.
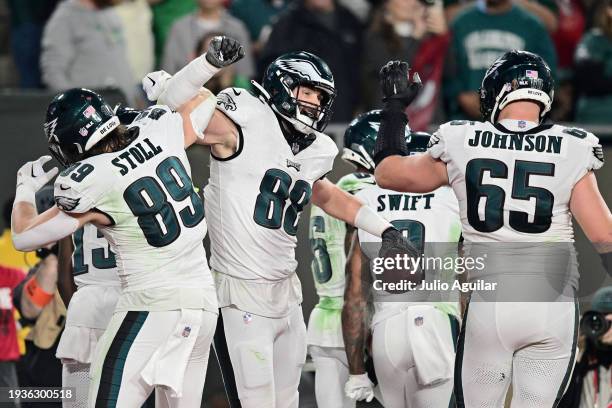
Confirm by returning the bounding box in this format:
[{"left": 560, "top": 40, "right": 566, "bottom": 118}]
[
  {"left": 373, "top": 61, "right": 448, "bottom": 192},
  {"left": 143, "top": 36, "right": 244, "bottom": 151},
  {"left": 342, "top": 231, "right": 375, "bottom": 402}
]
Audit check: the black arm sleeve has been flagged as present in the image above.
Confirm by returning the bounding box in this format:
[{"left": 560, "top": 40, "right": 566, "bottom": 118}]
[{"left": 373, "top": 99, "right": 408, "bottom": 166}]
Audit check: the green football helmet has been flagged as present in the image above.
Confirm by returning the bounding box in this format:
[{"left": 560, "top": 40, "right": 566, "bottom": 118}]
[
  {"left": 44, "top": 88, "right": 120, "bottom": 167},
  {"left": 255, "top": 51, "right": 336, "bottom": 134},
  {"left": 343, "top": 110, "right": 429, "bottom": 171},
  {"left": 479, "top": 50, "right": 554, "bottom": 123}
]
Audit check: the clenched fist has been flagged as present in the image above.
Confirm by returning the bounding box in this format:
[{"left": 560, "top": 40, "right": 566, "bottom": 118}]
[
  {"left": 379, "top": 60, "right": 423, "bottom": 108},
  {"left": 205, "top": 36, "right": 246, "bottom": 68}
]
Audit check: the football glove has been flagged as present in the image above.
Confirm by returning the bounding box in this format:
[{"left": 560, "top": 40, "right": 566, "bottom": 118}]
[
  {"left": 205, "top": 36, "right": 245, "bottom": 68},
  {"left": 345, "top": 374, "right": 375, "bottom": 402},
  {"left": 15, "top": 156, "right": 58, "bottom": 205},
  {"left": 379, "top": 227, "right": 422, "bottom": 274},
  {"left": 379, "top": 60, "right": 422, "bottom": 108},
  {"left": 142, "top": 70, "right": 172, "bottom": 102}
]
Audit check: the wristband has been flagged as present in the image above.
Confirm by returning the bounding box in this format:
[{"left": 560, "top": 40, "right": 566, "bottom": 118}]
[
  {"left": 354, "top": 205, "right": 393, "bottom": 238},
  {"left": 24, "top": 277, "right": 54, "bottom": 308},
  {"left": 14, "top": 184, "right": 36, "bottom": 206}
]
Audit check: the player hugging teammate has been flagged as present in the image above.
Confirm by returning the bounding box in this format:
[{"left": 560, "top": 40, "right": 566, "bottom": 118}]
[{"left": 10, "top": 33, "right": 611, "bottom": 408}]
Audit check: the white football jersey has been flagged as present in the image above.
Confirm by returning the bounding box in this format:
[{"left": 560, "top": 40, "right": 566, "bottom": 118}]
[
  {"left": 205, "top": 88, "right": 338, "bottom": 282},
  {"left": 72, "top": 223, "right": 119, "bottom": 287},
  {"left": 428, "top": 119, "right": 604, "bottom": 242},
  {"left": 357, "top": 184, "right": 462, "bottom": 325},
  {"left": 54, "top": 105, "right": 216, "bottom": 312}
]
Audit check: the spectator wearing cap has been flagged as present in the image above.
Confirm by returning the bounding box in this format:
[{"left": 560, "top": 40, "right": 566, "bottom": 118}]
[
  {"left": 361, "top": 0, "right": 450, "bottom": 130},
  {"left": 445, "top": 0, "right": 557, "bottom": 120},
  {"left": 259, "top": 0, "right": 363, "bottom": 123},
  {"left": 161, "top": 0, "right": 255, "bottom": 82},
  {"left": 573, "top": 0, "right": 612, "bottom": 124},
  {"left": 40, "top": 0, "right": 139, "bottom": 106},
  {"left": 559, "top": 287, "right": 612, "bottom": 407}
]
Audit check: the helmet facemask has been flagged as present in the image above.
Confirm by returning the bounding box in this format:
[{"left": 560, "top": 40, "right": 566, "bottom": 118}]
[{"left": 277, "top": 75, "right": 335, "bottom": 135}]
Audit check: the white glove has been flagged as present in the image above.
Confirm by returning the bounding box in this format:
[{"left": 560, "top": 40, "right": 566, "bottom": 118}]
[
  {"left": 142, "top": 70, "right": 172, "bottom": 102},
  {"left": 345, "top": 373, "right": 375, "bottom": 402},
  {"left": 15, "top": 155, "right": 58, "bottom": 205}
]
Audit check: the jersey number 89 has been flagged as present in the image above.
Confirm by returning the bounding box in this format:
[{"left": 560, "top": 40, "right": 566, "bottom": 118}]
[{"left": 124, "top": 156, "right": 204, "bottom": 247}]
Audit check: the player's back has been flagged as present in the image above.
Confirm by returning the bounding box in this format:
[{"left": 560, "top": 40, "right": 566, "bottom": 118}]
[
  {"left": 54, "top": 106, "right": 216, "bottom": 311},
  {"left": 357, "top": 183, "right": 462, "bottom": 323},
  {"left": 428, "top": 119, "right": 604, "bottom": 243}
]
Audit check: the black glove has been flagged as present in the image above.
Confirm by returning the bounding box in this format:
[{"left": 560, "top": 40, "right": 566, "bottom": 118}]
[
  {"left": 205, "top": 36, "right": 246, "bottom": 68},
  {"left": 379, "top": 61, "right": 423, "bottom": 108},
  {"left": 378, "top": 228, "right": 423, "bottom": 291}
]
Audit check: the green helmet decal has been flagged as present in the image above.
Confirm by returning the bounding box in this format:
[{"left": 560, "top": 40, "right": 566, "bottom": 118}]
[
  {"left": 259, "top": 51, "right": 336, "bottom": 134},
  {"left": 479, "top": 50, "right": 554, "bottom": 123},
  {"left": 342, "top": 110, "right": 426, "bottom": 171},
  {"left": 44, "top": 88, "right": 119, "bottom": 167}
]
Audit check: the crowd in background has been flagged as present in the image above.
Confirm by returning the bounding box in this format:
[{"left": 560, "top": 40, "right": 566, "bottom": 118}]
[{"left": 2, "top": 0, "right": 612, "bottom": 128}]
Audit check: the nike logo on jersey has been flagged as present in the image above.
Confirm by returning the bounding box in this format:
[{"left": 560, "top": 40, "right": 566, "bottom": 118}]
[
  {"left": 285, "top": 159, "right": 301, "bottom": 171},
  {"left": 59, "top": 184, "right": 71, "bottom": 191},
  {"left": 467, "top": 130, "right": 562, "bottom": 154},
  {"left": 148, "top": 76, "right": 156, "bottom": 86},
  {"left": 232, "top": 88, "right": 241, "bottom": 96}
]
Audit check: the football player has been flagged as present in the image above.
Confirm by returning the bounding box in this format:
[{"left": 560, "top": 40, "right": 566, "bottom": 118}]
[
  {"left": 11, "top": 70, "right": 226, "bottom": 404},
  {"left": 374, "top": 51, "right": 611, "bottom": 407},
  {"left": 145, "top": 36, "right": 415, "bottom": 407},
  {"left": 55, "top": 225, "right": 121, "bottom": 408},
  {"left": 342, "top": 111, "right": 462, "bottom": 408},
  {"left": 306, "top": 111, "right": 377, "bottom": 408}
]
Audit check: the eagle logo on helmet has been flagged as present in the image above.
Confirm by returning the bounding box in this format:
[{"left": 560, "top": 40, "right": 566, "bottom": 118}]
[
  {"left": 44, "top": 118, "right": 59, "bottom": 143},
  {"left": 277, "top": 59, "right": 326, "bottom": 83}
]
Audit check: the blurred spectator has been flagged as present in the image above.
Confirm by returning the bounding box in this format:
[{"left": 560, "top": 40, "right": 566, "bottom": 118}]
[
  {"left": 6, "top": 0, "right": 60, "bottom": 88},
  {"left": 573, "top": 0, "right": 612, "bottom": 124},
  {"left": 515, "top": 0, "right": 559, "bottom": 32},
  {"left": 12, "top": 187, "right": 64, "bottom": 408},
  {"left": 148, "top": 0, "right": 197, "bottom": 66},
  {"left": 0, "top": 264, "right": 26, "bottom": 407},
  {"left": 195, "top": 32, "right": 246, "bottom": 91},
  {"left": 229, "top": 0, "right": 288, "bottom": 53},
  {"left": 260, "top": 0, "right": 363, "bottom": 122},
  {"left": 0, "top": 198, "right": 38, "bottom": 271},
  {"left": 558, "top": 286, "right": 612, "bottom": 407},
  {"left": 162, "top": 0, "right": 254, "bottom": 82},
  {"left": 445, "top": 0, "right": 557, "bottom": 119},
  {"left": 114, "top": 0, "right": 155, "bottom": 85},
  {"left": 361, "top": 0, "right": 450, "bottom": 130},
  {"left": 40, "top": 0, "right": 139, "bottom": 106},
  {"left": 549, "top": 0, "right": 585, "bottom": 120}
]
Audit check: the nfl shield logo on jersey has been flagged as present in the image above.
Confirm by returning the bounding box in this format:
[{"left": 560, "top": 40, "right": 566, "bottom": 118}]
[
  {"left": 182, "top": 326, "right": 192, "bottom": 338},
  {"left": 243, "top": 312, "right": 253, "bottom": 324},
  {"left": 414, "top": 316, "right": 424, "bottom": 326}
]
